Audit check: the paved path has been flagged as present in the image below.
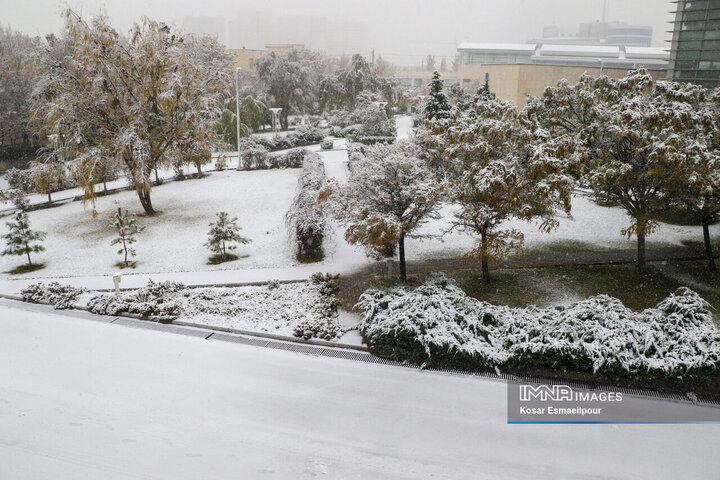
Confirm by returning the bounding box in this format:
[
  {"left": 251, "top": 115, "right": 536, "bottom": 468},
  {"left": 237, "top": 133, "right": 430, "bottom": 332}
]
[{"left": 1, "top": 302, "right": 718, "bottom": 480}]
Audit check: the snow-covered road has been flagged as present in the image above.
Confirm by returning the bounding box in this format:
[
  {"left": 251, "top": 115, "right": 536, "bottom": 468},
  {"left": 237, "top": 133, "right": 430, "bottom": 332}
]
[{"left": 0, "top": 301, "right": 718, "bottom": 480}]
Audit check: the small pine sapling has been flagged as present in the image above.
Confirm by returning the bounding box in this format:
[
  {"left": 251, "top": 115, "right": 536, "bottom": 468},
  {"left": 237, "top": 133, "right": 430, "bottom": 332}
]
[
  {"left": 205, "top": 211, "right": 251, "bottom": 263},
  {"left": 110, "top": 208, "right": 145, "bottom": 267},
  {"left": 2, "top": 212, "right": 46, "bottom": 268}
]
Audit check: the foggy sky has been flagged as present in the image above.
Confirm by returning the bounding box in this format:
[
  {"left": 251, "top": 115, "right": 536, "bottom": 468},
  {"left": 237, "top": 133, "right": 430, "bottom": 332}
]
[{"left": 1, "top": 0, "right": 674, "bottom": 64}]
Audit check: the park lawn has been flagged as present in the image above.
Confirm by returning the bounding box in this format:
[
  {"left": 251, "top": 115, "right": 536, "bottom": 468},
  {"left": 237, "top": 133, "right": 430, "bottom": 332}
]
[{"left": 448, "top": 260, "right": 720, "bottom": 323}]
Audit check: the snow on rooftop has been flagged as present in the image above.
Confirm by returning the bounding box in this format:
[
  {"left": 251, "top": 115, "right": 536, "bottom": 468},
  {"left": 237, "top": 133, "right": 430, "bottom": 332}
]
[
  {"left": 539, "top": 44, "right": 620, "bottom": 58},
  {"left": 625, "top": 46, "right": 670, "bottom": 60},
  {"left": 457, "top": 43, "right": 536, "bottom": 54}
]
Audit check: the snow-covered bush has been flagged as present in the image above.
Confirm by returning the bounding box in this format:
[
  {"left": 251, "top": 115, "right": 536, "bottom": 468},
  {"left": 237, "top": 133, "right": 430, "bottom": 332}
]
[
  {"left": 4, "top": 167, "right": 35, "bottom": 193},
  {"left": 357, "top": 275, "right": 720, "bottom": 376},
  {"left": 294, "top": 315, "right": 341, "bottom": 340},
  {"left": 215, "top": 155, "right": 228, "bottom": 171},
  {"left": 238, "top": 144, "right": 271, "bottom": 170},
  {"left": 285, "top": 153, "right": 327, "bottom": 261},
  {"left": 325, "top": 101, "right": 396, "bottom": 144},
  {"left": 238, "top": 145, "right": 313, "bottom": 170},
  {"left": 87, "top": 280, "right": 185, "bottom": 320},
  {"left": 177, "top": 281, "right": 342, "bottom": 340},
  {"left": 346, "top": 142, "right": 366, "bottom": 165},
  {"left": 320, "top": 138, "right": 334, "bottom": 150},
  {"left": 21, "top": 282, "right": 86, "bottom": 310},
  {"left": 237, "top": 126, "right": 326, "bottom": 155}
]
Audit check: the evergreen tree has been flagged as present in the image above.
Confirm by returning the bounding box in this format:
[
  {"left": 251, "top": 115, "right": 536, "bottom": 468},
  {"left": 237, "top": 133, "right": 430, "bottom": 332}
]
[
  {"left": 2, "top": 212, "right": 46, "bottom": 266},
  {"left": 204, "top": 211, "right": 251, "bottom": 262},
  {"left": 475, "top": 72, "right": 495, "bottom": 102},
  {"left": 424, "top": 71, "right": 451, "bottom": 121},
  {"left": 110, "top": 208, "right": 145, "bottom": 267}
]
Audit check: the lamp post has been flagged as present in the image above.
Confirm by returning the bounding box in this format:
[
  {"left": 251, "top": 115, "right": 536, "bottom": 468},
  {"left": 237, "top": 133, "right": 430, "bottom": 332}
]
[
  {"left": 269, "top": 107, "right": 283, "bottom": 139},
  {"left": 597, "top": 58, "right": 605, "bottom": 76},
  {"left": 235, "top": 67, "right": 243, "bottom": 169}
]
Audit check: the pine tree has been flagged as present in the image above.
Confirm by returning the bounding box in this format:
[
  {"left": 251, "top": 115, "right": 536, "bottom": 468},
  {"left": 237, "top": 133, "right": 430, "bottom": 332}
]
[
  {"left": 2, "top": 212, "right": 46, "bottom": 266},
  {"left": 475, "top": 72, "right": 495, "bottom": 102},
  {"left": 424, "top": 71, "right": 451, "bottom": 121},
  {"left": 110, "top": 208, "right": 145, "bottom": 267},
  {"left": 204, "top": 212, "right": 251, "bottom": 262}
]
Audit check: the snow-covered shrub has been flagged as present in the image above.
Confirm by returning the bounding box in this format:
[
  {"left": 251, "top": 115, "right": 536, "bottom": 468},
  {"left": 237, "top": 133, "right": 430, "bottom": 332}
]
[
  {"left": 238, "top": 144, "right": 270, "bottom": 170},
  {"left": 325, "top": 102, "right": 396, "bottom": 144},
  {"left": 238, "top": 145, "right": 311, "bottom": 170},
  {"left": 346, "top": 142, "right": 366, "bottom": 165},
  {"left": 285, "top": 153, "right": 327, "bottom": 261},
  {"left": 357, "top": 275, "right": 720, "bottom": 376},
  {"left": 87, "top": 280, "right": 185, "bottom": 320},
  {"left": 177, "top": 282, "right": 342, "bottom": 341},
  {"left": 294, "top": 315, "right": 341, "bottom": 341},
  {"left": 273, "top": 148, "right": 311, "bottom": 169},
  {"left": 4, "top": 167, "right": 35, "bottom": 193},
  {"left": 311, "top": 272, "right": 340, "bottom": 297},
  {"left": 237, "top": 126, "right": 326, "bottom": 155},
  {"left": 21, "top": 282, "right": 86, "bottom": 310},
  {"left": 320, "top": 138, "right": 334, "bottom": 150},
  {"left": 215, "top": 155, "right": 228, "bottom": 171}
]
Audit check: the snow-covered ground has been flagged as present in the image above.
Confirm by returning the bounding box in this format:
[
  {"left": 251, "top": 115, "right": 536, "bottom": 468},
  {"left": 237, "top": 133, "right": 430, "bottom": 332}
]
[
  {"left": 1, "top": 301, "right": 718, "bottom": 480},
  {"left": 1, "top": 118, "right": 717, "bottom": 294},
  {"left": 407, "top": 196, "right": 720, "bottom": 260}
]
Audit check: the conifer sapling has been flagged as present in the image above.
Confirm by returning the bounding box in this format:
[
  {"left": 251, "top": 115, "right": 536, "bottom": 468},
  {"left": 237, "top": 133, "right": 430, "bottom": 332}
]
[
  {"left": 205, "top": 212, "right": 251, "bottom": 262},
  {"left": 110, "top": 208, "right": 145, "bottom": 267},
  {"left": 2, "top": 212, "right": 46, "bottom": 266}
]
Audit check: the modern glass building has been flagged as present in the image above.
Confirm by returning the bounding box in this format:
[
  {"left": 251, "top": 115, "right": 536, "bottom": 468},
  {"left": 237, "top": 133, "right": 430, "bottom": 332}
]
[{"left": 668, "top": 0, "right": 720, "bottom": 87}]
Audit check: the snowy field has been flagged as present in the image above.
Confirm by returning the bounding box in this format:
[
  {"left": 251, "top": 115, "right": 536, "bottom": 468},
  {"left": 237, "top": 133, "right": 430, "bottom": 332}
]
[
  {"left": 1, "top": 116, "right": 718, "bottom": 287},
  {"left": 0, "top": 168, "right": 304, "bottom": 278},
  {"left": 407, "top": 196, "right": 720, "bottom": 260},
  {"left": 1, "top": 302, "right": 718, "bottom": 480}
]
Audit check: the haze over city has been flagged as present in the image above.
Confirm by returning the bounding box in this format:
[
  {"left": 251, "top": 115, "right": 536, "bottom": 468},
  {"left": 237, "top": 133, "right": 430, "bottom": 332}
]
[{"left": 2, "top": 0, "right": 673, "bottom": 64}]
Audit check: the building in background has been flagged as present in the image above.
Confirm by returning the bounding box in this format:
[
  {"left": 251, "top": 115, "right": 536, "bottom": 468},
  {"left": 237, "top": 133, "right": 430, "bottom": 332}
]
[
  {"left": 540, "top": 21, "right": 653, "bottom": 47},
  {"left": 183, "top": 11, "right": 368, "bottom": 56},
  {"left": 668, "top": 0, "right": 720, "bottom": 88},
  {"left": 451, "top": 42, "right": 668, "bottom": 106}
]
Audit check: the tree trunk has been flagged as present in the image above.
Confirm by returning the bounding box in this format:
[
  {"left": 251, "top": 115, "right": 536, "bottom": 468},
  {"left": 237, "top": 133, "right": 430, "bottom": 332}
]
[
  {"left": 103, "top": 181, "right": 108, "bottom": 192},
  {"left": 480, "top": 230, "right": 490, "bottom": 283},
  {"left": 637, "top": 229, "right": 646, "bottom": 274},
  {"left": 26, "top": 248, "right": 32, "bottom": 266},
  {"left": 47, "top": 192, "right": 52, "bottom": 203},
  {"left": 702, "top": 220, "right": 717, "bottom": 272},
  {"left": 398, "top": 233, "right": 407, "bottom": 282},
  {"left": 154, "top": 168, "right": 160, "bottom": 185},
  {"left": 196, "top": 163, "right": 203, "bottom": 177},
  {"left": 137, "top": 189, "right": 155, "bottom": 215}
]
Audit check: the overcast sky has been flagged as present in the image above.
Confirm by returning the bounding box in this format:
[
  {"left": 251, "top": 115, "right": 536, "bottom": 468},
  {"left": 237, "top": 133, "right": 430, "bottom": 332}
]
[{"left": 1, "top": 0, "right": 675, "bottom": 62}]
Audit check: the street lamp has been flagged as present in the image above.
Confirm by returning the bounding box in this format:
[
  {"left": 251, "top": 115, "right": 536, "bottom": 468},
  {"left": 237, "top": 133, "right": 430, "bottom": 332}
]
[
  {"left": 269, "top": 108, "right": 283, "bottom": 139},
  {"left": 597, "top": 58, "right": 605, "bottom": 76},
  {"left": 235, "top": 67, "right": 243, "bottom": 169}
]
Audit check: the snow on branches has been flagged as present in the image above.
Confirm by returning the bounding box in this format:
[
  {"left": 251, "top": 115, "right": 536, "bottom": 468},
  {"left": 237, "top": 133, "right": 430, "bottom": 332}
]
[
  {"left": 419, "top": 99, "right": 574, "bottom": 282},
  {"left": 357, "top": 274, "right": 720, "bottom": 376},
  {"left": 31, "top": 9, "right": 232, "bottom": 214},
  {"left": 320, "top": 140, "right": 442, "bottom": 281}
]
